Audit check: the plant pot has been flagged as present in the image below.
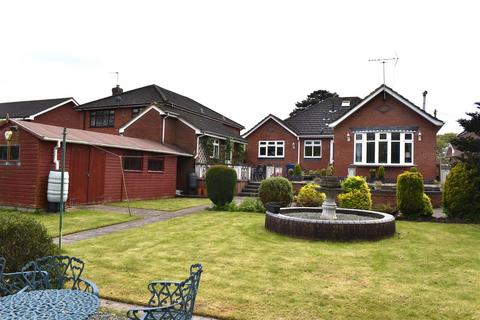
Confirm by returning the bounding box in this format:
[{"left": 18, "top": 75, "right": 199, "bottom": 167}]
[
  {"left": 265, "top": 202, "right": 282, "bottom": 214},
  {"left": 319, "top": 176, "right": 341, "bottom": 188}
]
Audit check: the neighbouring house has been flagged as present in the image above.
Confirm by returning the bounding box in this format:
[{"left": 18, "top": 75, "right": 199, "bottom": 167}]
[
  {"left": 445, "top": 131, "right": 480, "bottom": 160},
  {"left": 0, "top": 98, "right": 82, "bottom": 129},
  {"left": 244, "top": 84, "right": 444, "bottom": 182},
  {"left": 75, "top": 84, "right": 247, "bottom": 194},
  {"left": 0, "top": 120, "right": 191, "bottom": 209}
]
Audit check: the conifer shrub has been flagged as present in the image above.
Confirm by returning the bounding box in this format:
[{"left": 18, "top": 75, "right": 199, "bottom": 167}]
[
  {"left": 377, "top": 166, "right": 385, "bottom": 181},
  {"left": 338, "top": 176, "right": 372, "bottom": 210},
  {"left": 206, "top": 165, "right": 237, "bottom": 206},
  {"left": 293, "top": 164, "right": 302, "bottom": 176},
  {"left": 0, "top": 213, "right": 57, "bottom": 272},
  {"left": 258, "top": 177, "right": 293, "bottom": 207},
  {"left": 297, "top": 183, "right": 326, "bottom": 207},
  {"left": 443, "top": 163, "right": 480, "bottom": 220},
  {"left": 396, "top": 170, "right": 424, "bottom": 216},
  {"left": 422, "top": 193, "right": 434, "bottom": 217}
]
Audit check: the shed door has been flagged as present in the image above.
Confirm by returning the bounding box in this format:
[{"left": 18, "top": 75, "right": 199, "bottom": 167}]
[{"left": 69, "top": 145, "right": 105, "bottom": 205}]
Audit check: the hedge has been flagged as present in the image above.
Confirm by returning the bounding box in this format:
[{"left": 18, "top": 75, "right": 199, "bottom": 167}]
[
  {"left": 206, "top": 165, "right": 237, "bottom": 206},
  {"left": 258, "top": 177, "right": 293, "bottom": 207},
  {"left": 443, "top": 163, "right": 480, "bottom": 220},
  {"left": 396, "top": 170, "right": 424, "bottom": 216}
]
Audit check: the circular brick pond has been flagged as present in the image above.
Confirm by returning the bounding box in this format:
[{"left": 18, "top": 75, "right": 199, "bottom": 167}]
[{"left": 265, "top": 207, "right": 396, "bottom": 241}]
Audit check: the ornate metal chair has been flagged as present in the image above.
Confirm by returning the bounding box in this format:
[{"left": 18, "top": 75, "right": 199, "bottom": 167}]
[
  {"left": 22, "top": 255, "right": 98, "bottom": 296},
  {"left": 127, "top": 264, "right": 203, "bottom": 320},
  {"left": 0, "top": 257, "right": 48, "bottom": 297}
]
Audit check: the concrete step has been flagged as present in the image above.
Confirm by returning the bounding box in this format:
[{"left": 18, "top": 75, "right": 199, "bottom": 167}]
[
  {"left": 238, "top": 192, "right": 259, "bottom": 197},
  {"left": 243, "top": 187, "right": 259, "bottom": 192}
]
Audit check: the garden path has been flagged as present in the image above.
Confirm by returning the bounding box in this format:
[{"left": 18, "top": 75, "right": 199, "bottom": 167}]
[{"left": 53, "top": 204, "right": 210, "bottom": 245}]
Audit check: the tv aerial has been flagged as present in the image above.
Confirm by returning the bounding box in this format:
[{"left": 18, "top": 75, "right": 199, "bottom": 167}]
[{"left": 368, "top": 55, "right": 399, "bottom": 86}]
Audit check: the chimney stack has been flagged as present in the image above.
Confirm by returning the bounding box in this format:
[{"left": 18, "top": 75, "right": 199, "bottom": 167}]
[
  {"left": 422, "top": 90, "right": 428, "bottom": 111},
  {"left": 112, "top": 85, "right": 123, "bottom": 96}
]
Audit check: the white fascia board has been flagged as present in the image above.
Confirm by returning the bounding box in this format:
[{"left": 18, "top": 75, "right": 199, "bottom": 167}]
[
  {"left": 28, "top": 98, "right": 79, "bottom": 120},
  {"left": 329, "top": 86, "right": 444, "bottom": 128},
  {"left": 119, "top": 105, "right": 166, "bottom": 134},
  {"left": 242, "top": 114, "right": 297, "bottom": 138}
]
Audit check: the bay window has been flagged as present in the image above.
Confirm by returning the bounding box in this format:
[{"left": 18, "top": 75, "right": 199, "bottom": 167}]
[
  {"left": 354, "top": 132, "right": 414, "bottom": 165},
  {"left": 258, "top": 141, "right": 284, "bottom": 158},
  {"left": 304, "top": 140, "right": 322, "bottom": 158}
]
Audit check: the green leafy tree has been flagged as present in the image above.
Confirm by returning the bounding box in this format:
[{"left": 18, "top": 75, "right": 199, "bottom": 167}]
[
  {"left": 436, "top": 132, "right": 457, "bottom": 158},
  {"left": 450, "top": 102, "right": 480, "bottom": 172},
  {"left": 290, "top": 89, "right": 338, "bottom": 117}
]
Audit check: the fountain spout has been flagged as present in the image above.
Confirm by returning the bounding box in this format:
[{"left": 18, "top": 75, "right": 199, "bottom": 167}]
[{"left": 316, "top": 176, "right": 343, "bottom": 220}]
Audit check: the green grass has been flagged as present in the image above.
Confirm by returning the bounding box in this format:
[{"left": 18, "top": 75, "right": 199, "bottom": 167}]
[
  {"left": 0, "top": 210, "right": 137, "bottom": 237},
  {"left": 65, "top": 212, "right": 480, "bottom": 320},
  {"left": 109, "top": 197, "right": 212, "bottom": 211}
]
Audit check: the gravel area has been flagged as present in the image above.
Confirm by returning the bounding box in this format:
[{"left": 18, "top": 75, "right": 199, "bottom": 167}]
[{"left": 90, "top": 311, "right": 128, "bottom": 320}]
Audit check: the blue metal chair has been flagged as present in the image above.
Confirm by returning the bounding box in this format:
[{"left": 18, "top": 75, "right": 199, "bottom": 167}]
[
  {"left": 0, "top": 257, "right": 48, "bottom": 297},
  {"left": 22, "top": 255, "right": 98, "bottom": 296},
  {"left": 127, "top": 264, "right": 203, "bottom": 320}
]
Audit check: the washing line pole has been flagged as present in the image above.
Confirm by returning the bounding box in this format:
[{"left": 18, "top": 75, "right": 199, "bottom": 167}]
[{"left": 59, "top": 128, "right": 67, "bottom": 250}]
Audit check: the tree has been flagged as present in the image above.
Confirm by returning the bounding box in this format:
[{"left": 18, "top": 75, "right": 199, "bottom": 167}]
[
  {"left": 436, "top": 132, "right": 457, "bottom": 158},
  {"left": 450, "top": 102, "right": 480, "bottom": 172},
  {"left": 290, "top": 89, "right": 338, "bottom": 117}
]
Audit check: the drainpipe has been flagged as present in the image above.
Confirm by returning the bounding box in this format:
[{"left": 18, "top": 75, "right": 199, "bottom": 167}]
[
  {"left": 53, "top": 140, "right": 61, "bottom": 170},
  {"left": 297, "top": 137, "right": 300, "bottom": 164},
  {"left": 162, "top": 115, "right": 171, "bottom": 144}
]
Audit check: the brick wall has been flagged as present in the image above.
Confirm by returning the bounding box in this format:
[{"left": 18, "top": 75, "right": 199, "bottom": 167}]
[
  {"left": 123, "top": 109, "right": 162, "bottom": 142},
  {"left": 299, "top": 138, "right": 332, "bottom": 171},
  {"left": 333, "top": 92, "right": 441, "bottom": 181},
  {"left": 246, "top": 118, "right": 298, "bottom": 170},
  {"left": 34, "top": 101, "right": 83, "bottom": 129}
]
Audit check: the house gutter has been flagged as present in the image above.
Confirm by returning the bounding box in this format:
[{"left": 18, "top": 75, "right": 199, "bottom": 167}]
[{"left": 53, "top": 140, "right": 61, "bottom": 170}]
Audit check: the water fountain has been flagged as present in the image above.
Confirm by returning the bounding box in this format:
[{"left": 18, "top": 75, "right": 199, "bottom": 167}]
[{"left": 264, "top": 176, "right": 396, "bottom": 241}]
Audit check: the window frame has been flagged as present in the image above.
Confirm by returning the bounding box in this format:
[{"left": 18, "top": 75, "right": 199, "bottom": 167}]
[
  {"left": 211, "top": 139, "right": 220, "bottom": 159},
  {"left": 90, "top": 109, "right": 115, "bottom": 128},
  {"left": 258, "top": 140, "right": 285, "bottom": 158},
  {"left": 303, "top": 140, "right": 322, "bottom": 159},
  {"left": 0, "top": 144, "right": 20, "bottom": 165},
  {"left": 353, "top": 132, "right": 414, "bottom": 166},
  {"left": 147, "top": 156, "right": 165, "bottom": 172},
  {"left": 132, "top": 107, "right": 144, "bottom": 118},
  {"left": 123, "top": 151, "right": 144, "bottom": 171}
]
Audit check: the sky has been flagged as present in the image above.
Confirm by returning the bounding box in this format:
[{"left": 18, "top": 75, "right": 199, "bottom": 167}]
[{"left": 0, "top": 1, "right": 478, "bottom": 134}]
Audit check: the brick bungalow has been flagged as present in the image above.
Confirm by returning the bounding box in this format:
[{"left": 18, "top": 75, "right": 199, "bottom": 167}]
[
  {"left": 0, "top": 98, "right": 82, "bottom": 128},
  {"left": 75, "top": 84, "right": 247, "bottom": 194},
  {"left": 0, "top": 120, "right": 191, "bottom": 209},
  {"left": 244, "top": 85, "right": 444, "bottom": 182}
]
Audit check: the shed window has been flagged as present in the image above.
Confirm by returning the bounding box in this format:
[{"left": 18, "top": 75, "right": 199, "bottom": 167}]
[
  {"left": 90, "top": 110, "right": 115, "bottom": 128},
  {"left": 0, "top": 145, "right": 19, "bottom": 163},
  {"left": 123, "top": 151, "right": 143, "bottom": 171},
  {"left": 148, "top": 157, "right": 165, "bottom": 172},
  {"left": 304, "top": 140, "right": 322, "bottom": 158}
]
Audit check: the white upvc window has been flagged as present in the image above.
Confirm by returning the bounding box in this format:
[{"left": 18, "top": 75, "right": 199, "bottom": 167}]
[
  {"left": 212, "top": 139, "right": 220, "bottom": 158},
  {"left": 354, "top": 132, "right": 414, "bottom": 166},
  {"left": 258, "top": 140, "right": 284, "bottom": 158},
  {"left": 304, "top": 140, "right": 322, "bottom": 158}
]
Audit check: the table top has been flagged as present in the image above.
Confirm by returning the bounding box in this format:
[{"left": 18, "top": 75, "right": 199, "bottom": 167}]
[{"left": 0, "top": 289, "right": 100, "bottom": 320}]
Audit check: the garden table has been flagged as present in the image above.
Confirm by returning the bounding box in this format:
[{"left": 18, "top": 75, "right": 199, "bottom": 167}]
[{"left": 0, "top": 289, "right": 99, "bottom": 319}]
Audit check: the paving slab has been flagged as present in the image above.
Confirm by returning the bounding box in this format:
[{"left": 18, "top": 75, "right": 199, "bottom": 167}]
[{"left": 55, "top": 204, "right": 210, "bottom": 244}]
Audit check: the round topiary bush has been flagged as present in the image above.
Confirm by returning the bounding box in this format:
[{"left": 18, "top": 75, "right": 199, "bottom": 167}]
[
  {"left": 206, "top": 165, "right": 237, "bottom": 206},
  {"left": 396, "top": 170, "right": 424, "bottom": 216},
  {"left": 338, "top": 176, "right": 372, "bottom": 210},
  {"left": 0, "top": 213, "right": 57, "bottom": 272},
  {"left": 443, "top": 163, "right": 480, "bottom": 220},
  {"left": 297, "top": 183, "right": 326, "bottom": 207},
  {"left": 258, "top": 177, "right": 293, "bottom": 207}
]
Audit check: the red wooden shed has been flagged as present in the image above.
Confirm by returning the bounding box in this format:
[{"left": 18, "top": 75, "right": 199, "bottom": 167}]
[{"left": 0, "top": 120, "right": 192, "bottom": 210}]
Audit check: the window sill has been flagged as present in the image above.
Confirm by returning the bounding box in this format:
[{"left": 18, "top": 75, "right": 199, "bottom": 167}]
[
  {"left": 304, "top": 157, "right": 322, "bottom": 159},
  {"left": 258, "top": 156, "right": 285, "bottom": 159},
  {"left": 147, "top": 170, "right": 165, "bottom": 174},
  {"left": 123, "top": 169, "right": 143, "bottom": 173},
  {"left": 0, "top": 161, "right": 21, "bottom": 166},
  {"left": 352, "top": 163, "right": 415, "bottom": 167}
]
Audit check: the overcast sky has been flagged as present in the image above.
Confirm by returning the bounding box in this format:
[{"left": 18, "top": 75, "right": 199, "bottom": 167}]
[{"left": 0, "top": 1, "right": 478, "bottom": 133}]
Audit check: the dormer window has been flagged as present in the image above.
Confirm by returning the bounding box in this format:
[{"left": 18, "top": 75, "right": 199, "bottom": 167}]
[{"left": 341, "top": 100, "right": 351, "bottom": 107}]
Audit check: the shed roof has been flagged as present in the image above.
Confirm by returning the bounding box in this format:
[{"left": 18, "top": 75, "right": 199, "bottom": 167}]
[
  {"left": 0, "top": 98, "right": 78, "bottom": 119},
  {"left": 10, "top": 120, "right": 192, "bottom": 157}
]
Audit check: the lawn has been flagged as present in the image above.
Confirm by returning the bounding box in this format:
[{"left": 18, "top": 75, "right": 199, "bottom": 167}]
[
  {"left": 109, "top": 197, "right": 212, "bottom": 211},
  {"left": 65, "top": 211, "right": 480, "bottom": 320},
  {"left": 0, "top": 210, "right": 137, "bottom": 237}
]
